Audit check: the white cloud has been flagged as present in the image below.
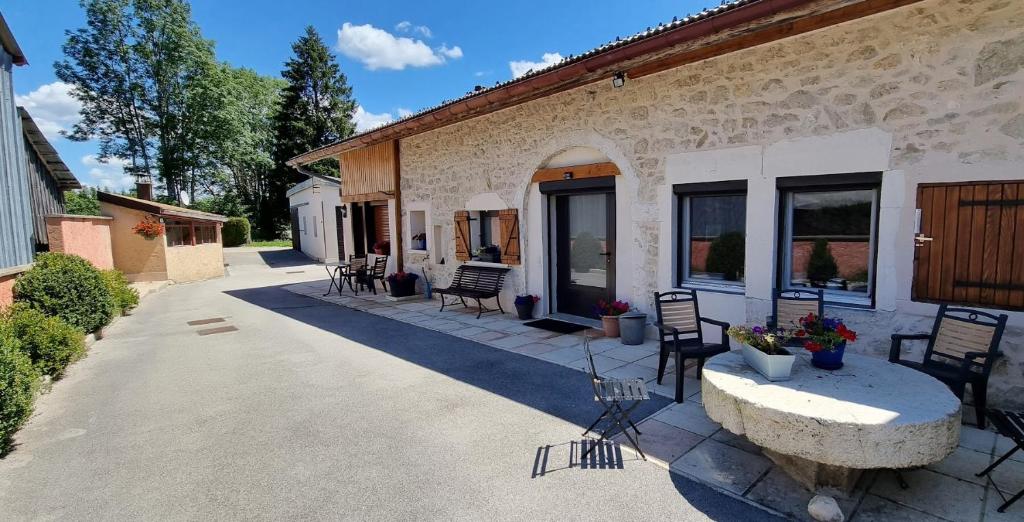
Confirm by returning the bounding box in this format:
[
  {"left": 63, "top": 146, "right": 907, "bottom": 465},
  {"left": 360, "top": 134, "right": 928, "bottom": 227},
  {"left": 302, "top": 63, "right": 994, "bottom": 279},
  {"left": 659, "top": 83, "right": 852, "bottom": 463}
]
[
  {"left": 352, "top": 105, "right": 395, "bottom": 132},
  {"left": 15, "top": 81, "right": 82, "bottom": 140},
  {"left": 396, "top": 108, "right": 414, "bottom": 118},
  {"left": 509, "top": 52, "right": 564, "bottom": 79},
  {"left": 394, "top": 21, "right": 412, "bottom": 32},
  {"left": 395, "top": 21, "right": 432, "bottom": 38},
  {"left": 337, "top": 22, "right": 461, "bottom": 71},
  {"left": 81, "top": 154, "right": 134, "bottom": 192}
]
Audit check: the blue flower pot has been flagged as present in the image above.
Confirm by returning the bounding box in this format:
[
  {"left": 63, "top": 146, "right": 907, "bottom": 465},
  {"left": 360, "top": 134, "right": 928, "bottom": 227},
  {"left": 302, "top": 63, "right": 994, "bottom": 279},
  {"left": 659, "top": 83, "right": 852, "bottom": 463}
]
[{"left": 811, "top": 341, "right": 846, "bottom": 370}]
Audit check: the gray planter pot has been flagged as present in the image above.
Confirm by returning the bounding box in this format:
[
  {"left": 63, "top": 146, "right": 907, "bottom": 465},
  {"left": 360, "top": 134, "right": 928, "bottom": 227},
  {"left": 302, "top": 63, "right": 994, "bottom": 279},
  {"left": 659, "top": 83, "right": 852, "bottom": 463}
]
[
  {"left": 741, "top": 343, "right": 795, "bottom": 381},
  {"left": 619, "top": 311, "right": 647, "bottom": 345}
]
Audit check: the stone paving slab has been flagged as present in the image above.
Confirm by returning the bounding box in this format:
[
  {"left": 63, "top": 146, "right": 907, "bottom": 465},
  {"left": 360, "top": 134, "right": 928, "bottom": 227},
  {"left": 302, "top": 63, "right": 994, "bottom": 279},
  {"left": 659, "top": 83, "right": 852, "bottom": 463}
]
[{"left": 284, "top": 281, "right": 1024, "bottom": 521}]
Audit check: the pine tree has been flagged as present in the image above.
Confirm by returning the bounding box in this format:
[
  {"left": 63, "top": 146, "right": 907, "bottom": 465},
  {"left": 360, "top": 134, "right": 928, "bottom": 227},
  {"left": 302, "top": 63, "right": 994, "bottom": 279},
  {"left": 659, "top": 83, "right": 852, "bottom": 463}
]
[{"left": 264, "top": 26, "right": 356, "bottom": 238}]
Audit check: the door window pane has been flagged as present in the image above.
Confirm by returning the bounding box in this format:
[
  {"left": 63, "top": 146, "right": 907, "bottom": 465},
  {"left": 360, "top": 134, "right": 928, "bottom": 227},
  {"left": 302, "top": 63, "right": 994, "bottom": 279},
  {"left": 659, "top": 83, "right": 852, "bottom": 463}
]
[
  {"left": 569, "top": 193, "right": 607, "bottom": 289},
  {"left": 785, "top": 189, "right": 876, "bottom": 297},
  {"left": 682, "top": 194, "right": 746, "bottom": 284}
]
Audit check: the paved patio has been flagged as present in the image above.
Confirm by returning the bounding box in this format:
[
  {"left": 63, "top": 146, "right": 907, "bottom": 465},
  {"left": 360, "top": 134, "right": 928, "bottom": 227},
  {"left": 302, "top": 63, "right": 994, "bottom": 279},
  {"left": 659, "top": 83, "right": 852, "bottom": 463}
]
[{"left": 286, "top": 278, "right": 1024, "bottom": 521}]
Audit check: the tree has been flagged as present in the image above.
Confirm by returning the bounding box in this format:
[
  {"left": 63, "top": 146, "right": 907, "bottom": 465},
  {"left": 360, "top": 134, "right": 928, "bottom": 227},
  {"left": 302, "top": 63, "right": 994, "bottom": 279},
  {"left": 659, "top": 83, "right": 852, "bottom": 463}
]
[
  {"left": 807, "top": 238, "right": 839, "bottom": 284},
  {"left": 64, "top": 187, "right": 101, "bottom": 216},
  {"left": 265, "top": 26, "right": 356, "bottom": 238},
  {"left": 56, "top": 0, "right": 216, "bottom": 204},
  {"left": 705, "top": 231, "right": 745, "bottom": 282}
]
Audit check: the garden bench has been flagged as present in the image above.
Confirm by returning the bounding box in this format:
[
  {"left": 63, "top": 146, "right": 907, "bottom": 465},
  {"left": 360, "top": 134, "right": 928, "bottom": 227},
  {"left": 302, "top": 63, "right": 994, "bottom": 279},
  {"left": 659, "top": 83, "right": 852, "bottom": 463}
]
[{"left": 435, "top": 264, "right": 509, "bottom": 318}]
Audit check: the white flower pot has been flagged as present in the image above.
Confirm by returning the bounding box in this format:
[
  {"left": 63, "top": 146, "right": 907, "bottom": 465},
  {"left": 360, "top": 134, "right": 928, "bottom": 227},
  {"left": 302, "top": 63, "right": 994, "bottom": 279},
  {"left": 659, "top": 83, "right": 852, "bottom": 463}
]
[{"left": 741, "top": 343, "right": 795, "bottom": 381}]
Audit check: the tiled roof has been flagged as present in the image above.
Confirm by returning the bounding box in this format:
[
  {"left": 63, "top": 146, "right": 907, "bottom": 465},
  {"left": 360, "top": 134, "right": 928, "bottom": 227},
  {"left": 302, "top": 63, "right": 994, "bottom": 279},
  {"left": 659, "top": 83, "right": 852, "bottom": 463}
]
[{"left": 98, "top": 192, "right": 229, "bottom": 223}]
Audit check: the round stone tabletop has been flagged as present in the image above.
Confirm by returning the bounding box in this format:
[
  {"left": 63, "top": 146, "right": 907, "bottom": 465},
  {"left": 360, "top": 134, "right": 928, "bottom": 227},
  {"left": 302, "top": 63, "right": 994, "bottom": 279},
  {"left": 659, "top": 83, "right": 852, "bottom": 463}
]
[{"left": 701, "top": 351, "right": 961, "bottom": 469}]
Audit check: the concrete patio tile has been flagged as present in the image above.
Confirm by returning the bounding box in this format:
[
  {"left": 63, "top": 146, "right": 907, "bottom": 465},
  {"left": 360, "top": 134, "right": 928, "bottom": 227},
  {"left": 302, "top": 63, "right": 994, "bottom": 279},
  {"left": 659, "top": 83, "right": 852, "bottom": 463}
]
[
  {"left": 574, "top": 354, "right": 626, "bottom": 375},
  {"left": 670, "top": 438, "right": 772, "bottom": 495},
  {"left": 634, "top": 354, "right": 663, "bottom": 370},
  {"left": 602, "top": 364, "right": 658, "bottom": 382},
  {"left": 710, "top": 429, "right": 762, "bottom": 456},
  {"left": 426, "top": 320, "right": 463, "bottom": 332},
  {"left": 489, "top": 335, "right": 535, "bottom": 349},
  {"left": 960, "top": 426, "right": 997, "bottom": 454},
  {"left": 927, "top": 446, "right": 993, "bottom": 486},
  {"left": 506, "top": 343, "right": 560, "bottom": 357},
  {"left": 404, "top": 315, "right": 437, "bottom": 325},
  {"left": 450, "top": 326, "right": 488, "bottom": 339},
  {"left": 869, "top": 468, "right": 985, "bottom": 522},
  {"left": 586, "top": 338, "right": 621, "bottom": 354},
  {"left": 852, "top": 494, "right": 947, "bottom": 521},
  {"left": 746, "top": 467, "right": 861, "bottom": 522},
  {"left": 542, "top": 334, "right": 585, "bottom": 348},
  {"left": 982, "top": 487, "right": 1024, "bottom": 522},
  {"left": 653, "top": 400, "right": 721, "bottom": 437},
  {"left": 536, "top": 346, "right": 585, "bottom": 365},
  {"left": 611, "top": 419, "right": 703, "bottom": 466},
  {"left": 601, "top": 346, "right": 656, "bottom": 363},
  {"left": 469, "top": 330, "right": 507, "bottom": 342},
  {"left": 646, "top": 374, "right": 700, "bottom": 402},
  {"left": 520, "top": 328, "right": 560, "bottom": 340},
  {"left": 988, "top": 454, "right": 1024, "bottom": 495},
  {"left": 995, "top": 433, "right": 1024, "bottom": 463}
]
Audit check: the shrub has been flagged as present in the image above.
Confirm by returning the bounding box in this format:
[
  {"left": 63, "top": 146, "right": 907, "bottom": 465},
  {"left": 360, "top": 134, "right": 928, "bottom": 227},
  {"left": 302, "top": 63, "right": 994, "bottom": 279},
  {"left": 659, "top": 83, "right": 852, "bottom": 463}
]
[
  {"left": 222, "top": 217, "right": 251, "bottom": 247},
  {"left": 807, "top": 238, "right": 839, "bottom": 284},
  {"left": 4, "top": 304, "right": 85, "bottom": 379},
  {"left": 705, "top": 231, "right": 745, "bottom": 282},
  {"left": 13, "top": 252, "right": 115, "bottom": 333},
  {"left": 0, "top": 322, "right": 38, "bottom": 450},
  {"left": 101, "top": 269, "right": 139, "bottom": 316}
]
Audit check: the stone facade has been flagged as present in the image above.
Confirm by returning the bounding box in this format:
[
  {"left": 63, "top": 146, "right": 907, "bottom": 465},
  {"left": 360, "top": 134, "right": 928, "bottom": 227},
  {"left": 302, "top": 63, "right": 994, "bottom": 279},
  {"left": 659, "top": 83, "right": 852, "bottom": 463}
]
[{"left": 397, "top": 0, "right": 1024, "bottom": 407}]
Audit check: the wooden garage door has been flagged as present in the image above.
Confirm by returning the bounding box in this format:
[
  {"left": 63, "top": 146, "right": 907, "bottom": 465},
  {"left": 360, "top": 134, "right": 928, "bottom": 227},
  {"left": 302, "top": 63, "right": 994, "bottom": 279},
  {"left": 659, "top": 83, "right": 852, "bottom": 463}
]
[{"left": 914, "top": 181, "right": 1024, "bottom": 310}]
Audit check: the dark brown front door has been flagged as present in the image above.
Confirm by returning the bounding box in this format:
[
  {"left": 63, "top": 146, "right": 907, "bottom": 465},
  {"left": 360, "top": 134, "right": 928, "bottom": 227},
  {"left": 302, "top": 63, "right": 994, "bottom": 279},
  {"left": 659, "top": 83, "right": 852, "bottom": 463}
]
[
  {"left": 290, "top": 207, "right": 301, "bottom": 251},
  {"left": 553, "top": 191, "right": 616, "bottom": 318}
]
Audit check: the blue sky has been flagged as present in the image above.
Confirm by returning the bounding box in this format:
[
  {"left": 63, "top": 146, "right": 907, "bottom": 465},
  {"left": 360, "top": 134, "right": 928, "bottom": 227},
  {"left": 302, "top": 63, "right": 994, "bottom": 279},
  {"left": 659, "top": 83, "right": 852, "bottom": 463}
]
[{"left": 4, "top": 0, "right": 714, "bottom": 191}]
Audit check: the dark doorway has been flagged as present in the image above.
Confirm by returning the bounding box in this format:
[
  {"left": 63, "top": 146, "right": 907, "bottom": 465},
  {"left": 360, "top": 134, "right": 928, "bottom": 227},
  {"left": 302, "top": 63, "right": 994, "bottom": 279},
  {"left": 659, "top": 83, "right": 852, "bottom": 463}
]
[
  {"left": 334, "top": 206, "right": 346, "bottom": 261},
  {"left": 552, "top": 191, "right": 615, "bottom": 318},
  {"left": 351, "top": 203, "right": 366, "bottom": 256},
  {"left": 290, "top": 207, "right": 301, "bottom": 251}
]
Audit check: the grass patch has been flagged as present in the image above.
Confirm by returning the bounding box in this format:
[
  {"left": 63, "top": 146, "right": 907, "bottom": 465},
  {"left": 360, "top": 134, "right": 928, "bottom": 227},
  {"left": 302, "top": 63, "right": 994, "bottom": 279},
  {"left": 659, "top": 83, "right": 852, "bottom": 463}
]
[{"left": 246, "top": 240, "right": 292, "bottom": 247}]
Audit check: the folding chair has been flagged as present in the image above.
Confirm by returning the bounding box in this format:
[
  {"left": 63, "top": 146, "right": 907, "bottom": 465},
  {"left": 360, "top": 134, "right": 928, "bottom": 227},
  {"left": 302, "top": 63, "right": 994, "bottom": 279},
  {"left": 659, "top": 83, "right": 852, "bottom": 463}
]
[
  {"left": 976, "top": 409, "right": 1024, "bottom": 513},
  {"left": 580, "top": 336, "right": 650, "bottom": 461}
]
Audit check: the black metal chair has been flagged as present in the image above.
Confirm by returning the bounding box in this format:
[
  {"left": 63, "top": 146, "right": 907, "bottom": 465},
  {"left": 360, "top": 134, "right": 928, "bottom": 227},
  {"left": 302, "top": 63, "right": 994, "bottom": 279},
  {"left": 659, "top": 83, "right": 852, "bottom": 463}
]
[
  {"left": 976, "top": 409, "right": 1024, "bottom": 513},
  {"left": 338, "top": 255, "right": 367, "bottom": 295},
  {"left": 653, "top": 290, "right": 730, "bottom": 403},
  {"left": 580, "top": 335, "right": 649, "bottom": 461},
  {"left": 889, "top": 304, "right": 1007, "bottom": 428},
  {"left": 766, "top": 288, "right": 824, "bottom": 330},
  {"left": 360, "top": 255, "right": 389, "bottom": 295}
]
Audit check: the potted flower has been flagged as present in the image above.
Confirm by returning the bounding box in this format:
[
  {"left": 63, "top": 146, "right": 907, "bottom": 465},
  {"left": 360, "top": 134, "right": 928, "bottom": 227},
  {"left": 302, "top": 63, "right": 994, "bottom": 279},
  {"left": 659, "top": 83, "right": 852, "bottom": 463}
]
[
  {"left": 373, "top": 240, "right": 391, "bottom": 255},
  {"left": 474, "top": 245, "right": 501, "bottom": 263},
  {"left": 132, "top": 218, "right": 164, "bottom": 240},
  {"left": 412, "top": 233, "right": 427, "bottom": 250},
  {"left": 728, "top": 325, "right": 795, "bottom": 381},
  {"left": 385, "top": 271, "right": 419, "bottom": 298},
  {"left": 795, "top": 313, "right": 857, "bottom": 370},
  {"left": 594, "top": 299, "right": 629, "bottom": 337},
  {"left": 514, "top": 294, "right": 539, "bottom": 320}
]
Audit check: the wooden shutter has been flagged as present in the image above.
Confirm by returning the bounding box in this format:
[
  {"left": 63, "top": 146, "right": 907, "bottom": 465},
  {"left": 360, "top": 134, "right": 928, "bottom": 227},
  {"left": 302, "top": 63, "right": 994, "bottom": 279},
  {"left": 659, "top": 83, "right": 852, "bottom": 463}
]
[
  {"left": 498, "top": 209, "right": 521, "bottom": 265},
  {"left": 914, "top": 181, "right": 1024, "bottom": 310},
  {"left": 454, "top": 211, "right": 471, "bottom": 261},
  {"left": 373, "top": 204, "right": 390, "bottom": 242}
]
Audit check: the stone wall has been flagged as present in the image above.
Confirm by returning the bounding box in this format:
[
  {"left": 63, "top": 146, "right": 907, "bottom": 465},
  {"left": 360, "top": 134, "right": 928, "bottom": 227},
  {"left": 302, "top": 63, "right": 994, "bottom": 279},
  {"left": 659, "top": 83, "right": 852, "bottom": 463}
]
[{"left": 397, "top": 0, "right": 1024, "bottom": 406}]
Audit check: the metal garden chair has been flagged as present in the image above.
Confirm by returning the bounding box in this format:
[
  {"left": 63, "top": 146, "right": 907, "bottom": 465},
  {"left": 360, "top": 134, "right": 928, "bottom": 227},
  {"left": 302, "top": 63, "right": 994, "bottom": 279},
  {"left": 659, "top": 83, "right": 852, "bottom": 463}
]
[
  {"left": 581, "top": 336, "right": 649, "bottom": 461},
  {"left": 654, "top": 290, "right": 730, "bottom": 403},
  {"left": 889, "top": 304, "right": 1007, "bottom": 428},
  {"left": 338, "top": 255, "right": 367, "bottom": 295},
  {"left": 766, "top": 288, "right": 824, "bottom": 330},
  {"left": 976, "top": 409, "right": 1024, "bottom": 513}
]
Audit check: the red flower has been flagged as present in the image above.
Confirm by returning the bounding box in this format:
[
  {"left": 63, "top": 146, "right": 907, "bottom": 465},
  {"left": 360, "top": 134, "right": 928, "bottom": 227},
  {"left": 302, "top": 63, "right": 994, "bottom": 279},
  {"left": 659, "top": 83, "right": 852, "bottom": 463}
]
[
  {"left": 803, "top": 341, "right": 823, "bottom": 353},
  {"left": 795, "top": 329, "right": 806, "bottom": 337}
]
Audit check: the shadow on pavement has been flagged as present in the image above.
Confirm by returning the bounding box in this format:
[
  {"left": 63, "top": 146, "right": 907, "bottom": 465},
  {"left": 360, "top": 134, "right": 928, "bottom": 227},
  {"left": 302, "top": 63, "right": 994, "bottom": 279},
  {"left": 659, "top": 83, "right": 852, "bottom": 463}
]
[{"left": 256, "top": 249, "right": 313, "bottom": 268}]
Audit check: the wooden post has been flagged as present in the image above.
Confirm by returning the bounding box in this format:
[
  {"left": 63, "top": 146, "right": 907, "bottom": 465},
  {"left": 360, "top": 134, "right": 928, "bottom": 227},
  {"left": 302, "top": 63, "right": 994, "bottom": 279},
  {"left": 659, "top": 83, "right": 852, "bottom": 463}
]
[{"left": 392, "top": 139, "right": 403, "bottom": 272}]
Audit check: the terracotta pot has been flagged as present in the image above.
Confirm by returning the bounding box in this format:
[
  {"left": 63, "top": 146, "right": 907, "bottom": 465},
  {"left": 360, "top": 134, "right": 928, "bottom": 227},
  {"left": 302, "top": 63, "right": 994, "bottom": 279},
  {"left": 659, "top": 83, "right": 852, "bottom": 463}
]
[{"left": 601, "top": 315, "right": 620, "bottom": 337}]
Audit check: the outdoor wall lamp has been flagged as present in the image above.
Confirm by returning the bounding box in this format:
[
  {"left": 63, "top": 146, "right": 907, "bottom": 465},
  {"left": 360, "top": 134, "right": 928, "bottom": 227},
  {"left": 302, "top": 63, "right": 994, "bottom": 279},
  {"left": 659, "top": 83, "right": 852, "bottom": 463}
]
[
  {"left": 611, "top": 72, "right": 626, "bottom": 88},
  {"left": 340, "top": 204, "right": 347, "bottom": 218}
]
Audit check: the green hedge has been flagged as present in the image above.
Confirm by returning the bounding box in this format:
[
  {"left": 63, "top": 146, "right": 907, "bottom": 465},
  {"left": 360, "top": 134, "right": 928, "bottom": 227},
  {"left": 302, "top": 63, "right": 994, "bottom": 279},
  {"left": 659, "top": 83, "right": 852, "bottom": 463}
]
[
  {"left": 0, "top": 323, "right": 38, "bottom": 450},
  {"left": 13, "top": 253, "right": 115, "bottom": 333},
  {"left": 222, "top": 217, "right": 251, "bottom": 247},
  {"left": 102, "top": 270, "right": 139, "bottom": 316},
  {"left": 4, "top": 304, "right": 85, "bottom": 379}
]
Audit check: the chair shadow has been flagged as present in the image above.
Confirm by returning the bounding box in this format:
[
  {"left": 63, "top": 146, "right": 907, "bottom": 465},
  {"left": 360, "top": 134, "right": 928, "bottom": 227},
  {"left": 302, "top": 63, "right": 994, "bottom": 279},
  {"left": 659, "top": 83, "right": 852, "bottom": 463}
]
[{"left": 532, "top": 440, "right": 632, "bottom": 478}]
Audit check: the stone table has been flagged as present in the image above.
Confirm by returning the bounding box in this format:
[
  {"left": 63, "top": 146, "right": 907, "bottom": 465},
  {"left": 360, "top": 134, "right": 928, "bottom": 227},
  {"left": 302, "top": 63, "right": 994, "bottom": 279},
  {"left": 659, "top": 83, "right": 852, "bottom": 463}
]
[{"left": 701, "top": 351, "right": 961, "bottom": 495}]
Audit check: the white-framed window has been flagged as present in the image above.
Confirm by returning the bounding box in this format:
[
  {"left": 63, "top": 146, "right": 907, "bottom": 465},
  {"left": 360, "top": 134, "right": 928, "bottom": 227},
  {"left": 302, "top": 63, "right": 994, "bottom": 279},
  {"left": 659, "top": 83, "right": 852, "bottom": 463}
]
[
  {"left": 675, "top": 181, "right": 747, "bottom": 288},
  {"left": 779, "top": 175, "right": 880, "bottom": 306}
]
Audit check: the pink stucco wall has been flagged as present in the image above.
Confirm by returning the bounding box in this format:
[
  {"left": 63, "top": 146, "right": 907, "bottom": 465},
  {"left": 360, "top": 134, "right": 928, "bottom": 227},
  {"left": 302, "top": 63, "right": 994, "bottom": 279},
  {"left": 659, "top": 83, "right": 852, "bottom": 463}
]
[
  {"left": 45, "top": 215, "right": 114, "bottom": 270},
  {"left": 0, "top": 272, "right": 16, "bottom": 310}
]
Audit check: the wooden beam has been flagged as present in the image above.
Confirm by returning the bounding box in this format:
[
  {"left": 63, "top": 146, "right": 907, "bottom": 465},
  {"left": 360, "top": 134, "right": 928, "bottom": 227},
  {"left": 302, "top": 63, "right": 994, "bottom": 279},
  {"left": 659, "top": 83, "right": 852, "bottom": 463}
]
[
  {"left": 392, "top": 140, "right": 403, "bottom": 272},
  {"left": 531, "top": 162, "right": 621, "bottom": 184},
  {"left": 341, "top": 191, "right": 394, "bottom": 204}
]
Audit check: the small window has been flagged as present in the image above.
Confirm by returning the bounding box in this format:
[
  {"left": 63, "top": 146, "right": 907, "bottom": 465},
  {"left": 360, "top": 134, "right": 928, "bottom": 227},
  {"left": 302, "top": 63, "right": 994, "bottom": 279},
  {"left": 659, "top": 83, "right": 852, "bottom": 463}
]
[
  {"left": 469, "top": 210, "right": 501, "bottom": 262},
  {"left": 166, "top": 220, "right": 192, "bottom": 247},
  {"left": 302, "top": 216, "right": 307, "bottom": 235},
  {"left": 677, "top": 186, "right": 747, "bottom": 287},
  {"left": 195, "top": 224, "right": 218, "bottom": 245},
  {"left": 409, "top": 210, "right": 427, "bottom": 252},
  {"left": 780, "top": 179, "right": 879, "bottom": 304},
  {"left": 313, "top": 216, "right": 318, "bottom": 238}
]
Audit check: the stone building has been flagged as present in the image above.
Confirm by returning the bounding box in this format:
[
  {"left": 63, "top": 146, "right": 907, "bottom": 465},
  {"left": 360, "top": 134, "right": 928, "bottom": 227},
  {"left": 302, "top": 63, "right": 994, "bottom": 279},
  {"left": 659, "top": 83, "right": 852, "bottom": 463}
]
[{"left": 290, "top": 0, "right": 1024, "bottom": 407}]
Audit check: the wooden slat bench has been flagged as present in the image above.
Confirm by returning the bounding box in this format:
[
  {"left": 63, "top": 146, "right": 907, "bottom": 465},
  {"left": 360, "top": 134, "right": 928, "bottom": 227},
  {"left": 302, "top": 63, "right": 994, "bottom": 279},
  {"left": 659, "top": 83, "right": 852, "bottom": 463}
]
[{"left": 434, "top": 264, "right": 510, "bottom": 318}]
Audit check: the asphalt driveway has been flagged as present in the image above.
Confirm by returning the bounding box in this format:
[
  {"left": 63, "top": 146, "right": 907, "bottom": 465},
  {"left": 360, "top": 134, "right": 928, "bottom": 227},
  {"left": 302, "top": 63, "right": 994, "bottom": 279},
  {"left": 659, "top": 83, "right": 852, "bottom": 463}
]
[{"left": 0, "top": 248, "right": 777, "bottom": 521}]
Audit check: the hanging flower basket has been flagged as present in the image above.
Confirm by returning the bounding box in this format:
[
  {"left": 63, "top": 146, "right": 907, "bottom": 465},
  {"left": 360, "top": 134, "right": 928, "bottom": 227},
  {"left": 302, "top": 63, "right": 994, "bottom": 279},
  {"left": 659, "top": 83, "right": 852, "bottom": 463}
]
[{"left": 132, "top": 218, "right": 164, "bottom": 240}]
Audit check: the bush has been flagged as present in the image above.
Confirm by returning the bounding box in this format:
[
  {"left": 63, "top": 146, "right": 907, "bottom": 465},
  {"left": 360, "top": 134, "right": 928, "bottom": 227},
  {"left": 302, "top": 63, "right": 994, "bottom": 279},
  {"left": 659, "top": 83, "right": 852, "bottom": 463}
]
[
  {"left": 4, "top": 304, "right": 85, "bottom": 379},
  {"left": 807, "top": 238, "right": 839, "bottom": 283},
  {"left": 0, "top": 323, "right": 38, "bottom": 450},
  {"left": 102, "top": 269, "right": 139, "bottom": 316},
  {"left": 13, "top": 252, "right": 115, "bottom": 333},
  {"left": 222, "top": 217, "right": 251, "bottom": 247},
  {"left": 705, "top": 231, "right": 745, "bottom": 282}
]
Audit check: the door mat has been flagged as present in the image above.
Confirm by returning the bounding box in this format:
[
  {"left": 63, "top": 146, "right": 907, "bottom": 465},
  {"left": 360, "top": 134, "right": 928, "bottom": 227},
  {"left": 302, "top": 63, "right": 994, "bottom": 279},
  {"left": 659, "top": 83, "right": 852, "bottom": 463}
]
[{"left": 523, "top": 318, "right": 588, "bottom": 335}]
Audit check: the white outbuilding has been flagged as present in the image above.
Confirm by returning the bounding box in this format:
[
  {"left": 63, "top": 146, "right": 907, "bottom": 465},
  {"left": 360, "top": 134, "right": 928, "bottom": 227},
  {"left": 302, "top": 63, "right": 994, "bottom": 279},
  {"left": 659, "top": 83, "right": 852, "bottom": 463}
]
[{"left": 286, "top": 172, "right": 344, "bottom": 263}]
